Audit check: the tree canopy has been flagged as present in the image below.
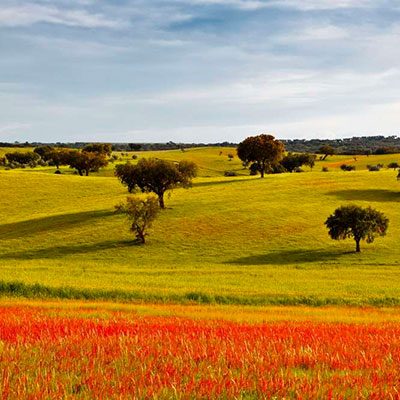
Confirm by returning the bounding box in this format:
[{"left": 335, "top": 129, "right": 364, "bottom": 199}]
[
  {"left": 319, "top": 145, "right": 335, "bottom": 160},
  {"left": 325, "top": 205, "right": 388, "bottom": 252},
  {"left": 115, "top": 158, "right": 197, "bottom": 208},
  {"left": 237, "top": 134, "right": 285, "bottom": 178},
  {"left": 83, "top": 143, "right": 112, "bottom": 156},
  {"left": 68, "top": 151, "right": 108, "bottom": 176}
]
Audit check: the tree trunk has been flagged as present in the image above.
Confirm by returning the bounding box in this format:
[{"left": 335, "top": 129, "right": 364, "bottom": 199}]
[
  {"left": 260, "top": 162, "right": 265, "bottom": 178},
  {"left": 134, "top": 225, "right": 146, "bottom": 244},
  {"left": 322, "top": 154, "right": 327, "bottom": 161},
  {"left": 158, "top": 193, "right": 165, "bottom": 209},
  {"left": 85, "top": 169, "right": 89, "bottom": 176},
  {"left": 137, "top": 232, "right": 145, "bottom": 244},
  {"left": 355, "top": 239, "right": 361, "bottom": 253}
]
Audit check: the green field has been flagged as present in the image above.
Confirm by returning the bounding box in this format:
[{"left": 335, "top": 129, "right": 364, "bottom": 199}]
[{"left": 1, "top": 147, "right": 400, "bottom": 305}]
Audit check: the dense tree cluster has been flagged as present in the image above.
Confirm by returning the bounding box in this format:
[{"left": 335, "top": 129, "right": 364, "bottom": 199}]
[
  {"left": 1, "top": 144, "right": 110, "bottom": 175},
  {"left": 4, "top": 151, "right": 40, "bottom": 167},
  {"left": 283, "top": 136, "right": 400, "bottom": 155},
  {"left": 280, "top": 153, "right": 316, "bottom": 172},
  {"left": 68, "top": 151, "right": 108, "bottom": 176}
]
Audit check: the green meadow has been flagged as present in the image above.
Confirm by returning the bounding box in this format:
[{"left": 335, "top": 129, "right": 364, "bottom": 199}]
[{"left": 1, "top": 147, "right": 400, "bottom": 305}]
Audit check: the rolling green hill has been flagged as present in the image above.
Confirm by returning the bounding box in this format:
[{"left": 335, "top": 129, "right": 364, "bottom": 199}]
[{"left": 1, "top": 148, "right": 400, "bottom": 305}]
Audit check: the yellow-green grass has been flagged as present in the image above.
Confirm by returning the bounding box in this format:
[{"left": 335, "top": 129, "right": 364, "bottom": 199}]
[{"left": 1, "top": 153, "right": 400, "bottom": 305}]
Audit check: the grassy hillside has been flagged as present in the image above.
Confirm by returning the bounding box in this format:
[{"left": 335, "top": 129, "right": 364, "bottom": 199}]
[{"left": 1, "top": 149, "right": 400, "bottom": 305}]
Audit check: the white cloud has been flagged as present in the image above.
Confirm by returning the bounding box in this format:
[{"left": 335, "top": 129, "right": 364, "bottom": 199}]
[
  {"left": 0, "top": 4, "right": 124, "bottom": 28},
  {"left": 262, "top": 0, "right": 378, "bottom": 10},
  {"left": 172, "top": 0, "right": 379, "bottom": 10}
]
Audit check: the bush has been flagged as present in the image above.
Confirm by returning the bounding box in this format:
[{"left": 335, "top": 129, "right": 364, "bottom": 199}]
[
  {"left": 224, "top": 171, "right": 238, "bottom": 177},
  {"left": 340, "top": 164, "right": 356, "bottom": 171},
  {"left": 367, "top": 165, "right": 381, "bottom": 171},
  {"left": 294, "top": 167, "right": 304, "bottom": 173},
  {"left": 322, "top": 167, "right": 329, "bottom": 172},
  {"left": 132, "top": 155, "right": 138, "bottom": 160},
  {"left": 388, "top": 162, "right": 399, "bottom": 170}
]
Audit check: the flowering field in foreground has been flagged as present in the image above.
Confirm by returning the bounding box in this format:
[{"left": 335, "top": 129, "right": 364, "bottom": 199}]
[{"left": 1, "top": 306, "right": 400, "bottom": 399}]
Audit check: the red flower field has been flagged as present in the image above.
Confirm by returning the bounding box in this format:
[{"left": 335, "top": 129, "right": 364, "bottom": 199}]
[{"left": 1, "top": 305, "right": 400, "bottom": 399}]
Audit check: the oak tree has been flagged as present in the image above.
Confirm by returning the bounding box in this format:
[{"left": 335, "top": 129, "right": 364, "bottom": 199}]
[
  {"left": 237, "top": 134, "right": 285, "bottom": 178},
  {"left": 325, "top": 205, "right": 388, "bottom": 252},
  {"left": 115, "top": 158, "right": 197, "bottom": 208}
]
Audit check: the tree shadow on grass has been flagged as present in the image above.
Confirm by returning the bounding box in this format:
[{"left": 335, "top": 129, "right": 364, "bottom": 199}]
[
  {"left": 193, "top": 177, "right": 252, "bottom": 188},
  {"left": 327, "top": 189, "right": 400, "bottom": 202},
  {"left": 0, "top": 210, "right": 115, "bottom": 240},
  {"left": 225, "top": 249, "right": 347, "bottom": 266},
  {"left": 0, "top": 239, "right": 135, "bottom": 260}
]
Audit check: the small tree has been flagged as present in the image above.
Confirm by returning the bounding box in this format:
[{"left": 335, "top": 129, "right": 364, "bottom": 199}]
[
  {"left": 319, "top": 145, "right": 335, "bottom": 161},
  {"left": 237, "top": 134, "right": 285, "bottom": 178},
  {"left": 325, "top": 205, "right": 388, "bottom": 252},
  {"left": 115, "top": 158, "right": 197, "bottom": 208},
  {"left": 116, "top": 195, "right": 159, "bottom": 244}
]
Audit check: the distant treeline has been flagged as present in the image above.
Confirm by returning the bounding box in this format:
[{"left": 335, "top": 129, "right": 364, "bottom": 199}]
[
  {"left": 3, "top": 135, "right": 400, "bottom": 154},
  {"left": 0, "top": 141, "right": 236, "bottom": 151},
  {"left": 282, "top": 136, "right": 400, "bottom": 155}
]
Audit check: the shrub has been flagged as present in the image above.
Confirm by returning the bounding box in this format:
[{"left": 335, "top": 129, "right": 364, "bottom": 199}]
[
  {"left": 224, "top": 171, "right": 238, "bottom": 177},
  {"left": 340, "top": 164, "right": 355, "bottom": 171},
  {"left": 388, "top": 162, "right": 399, "bottom": 170},
  {"left": 367, "top": 165, "right": 381, "bottom": 171},
  {"left": 322, "top": 167, "right": 329, "bottom": 172},
  {"left": 280, "top": 153, "right": 316, "bottom": 172}
]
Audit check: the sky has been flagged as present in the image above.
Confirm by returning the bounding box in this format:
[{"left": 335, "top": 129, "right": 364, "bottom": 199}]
[{"left": 0, "top": 0, "right": 399, "bottom": 143}]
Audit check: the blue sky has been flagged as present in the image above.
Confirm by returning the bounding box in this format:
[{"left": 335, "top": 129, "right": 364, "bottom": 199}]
[{"left": 0, "top": 0, "right": 399, "bottom": 142}]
